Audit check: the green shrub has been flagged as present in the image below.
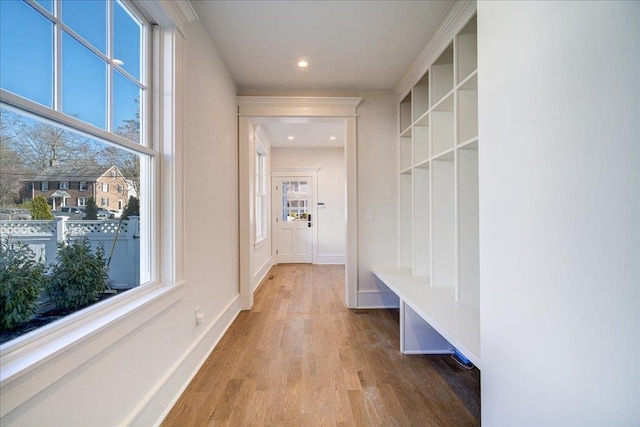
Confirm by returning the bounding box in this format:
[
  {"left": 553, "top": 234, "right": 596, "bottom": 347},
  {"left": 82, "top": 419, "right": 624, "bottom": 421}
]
[
  {"left": 46, "top": 238, "right": 109, "bottom": 311},
  {"left": 85, "top": 197, "right": 98, "bottom": 220},
  {"left": 0, "top": 240, "right": 47, "bottom": 329},
  {"left": 121, "top": 196, "right": 139, "bottom": 220},
  {"left": 30, "top": 195, "right": 53, "bottom": 220}
]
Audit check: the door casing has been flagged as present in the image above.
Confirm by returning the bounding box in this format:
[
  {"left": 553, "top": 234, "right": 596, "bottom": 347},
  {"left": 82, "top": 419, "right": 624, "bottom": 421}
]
[{"left": 238, "top": 96, "right": 362, "bottom": 310}]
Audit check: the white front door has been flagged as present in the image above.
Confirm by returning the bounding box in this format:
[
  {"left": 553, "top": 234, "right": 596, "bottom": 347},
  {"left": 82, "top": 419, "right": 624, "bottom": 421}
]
[{"left": 274, "top": 177, "right": 313, "bottom": 263}]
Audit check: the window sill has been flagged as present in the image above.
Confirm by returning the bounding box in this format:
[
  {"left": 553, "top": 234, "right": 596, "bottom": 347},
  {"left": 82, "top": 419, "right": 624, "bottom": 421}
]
[
  {"left": 0, "top": 281, "right": 183, "bottom": 416},
  {"left": 254, "top": 236, "right": 268, "bottom": 249}
]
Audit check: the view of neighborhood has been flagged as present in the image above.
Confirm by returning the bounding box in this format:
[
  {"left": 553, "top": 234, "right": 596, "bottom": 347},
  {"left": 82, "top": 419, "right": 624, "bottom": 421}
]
[
  {"left": 0, "top": 106, "right": 144, "bottom": 342},
  {"left": 0, "top": 105, "right": 140, "bottom": 213}
]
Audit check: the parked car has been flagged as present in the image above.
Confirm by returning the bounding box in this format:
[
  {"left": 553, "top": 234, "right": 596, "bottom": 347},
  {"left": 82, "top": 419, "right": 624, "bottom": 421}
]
[
  {"left": 55, "top": 206, "right": 86, "bottom": 220},
  {"left": 0, "top": 208, "right": 32, "bottom": 220},
  {"left": 97, "top": 208, "right": 112, "bottom": 220},
  {"left": 108, "top": 209, "right": 122, "bottom": 219}
]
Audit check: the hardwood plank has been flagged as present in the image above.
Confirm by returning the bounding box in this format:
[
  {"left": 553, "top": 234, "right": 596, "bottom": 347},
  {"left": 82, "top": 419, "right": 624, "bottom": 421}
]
[{"left": 162, "top": 264, "right": 480, "bottom": 426}]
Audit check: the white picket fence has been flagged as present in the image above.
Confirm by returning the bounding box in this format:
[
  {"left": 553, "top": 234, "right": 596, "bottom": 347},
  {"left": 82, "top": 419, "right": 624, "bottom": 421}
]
[{"left": 0, "top": 217, "right": 140, "bottom": 289}]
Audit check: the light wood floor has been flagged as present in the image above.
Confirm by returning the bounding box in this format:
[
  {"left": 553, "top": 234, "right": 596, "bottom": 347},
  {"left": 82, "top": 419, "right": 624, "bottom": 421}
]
[{"left": 162, "top": 264, "right": 480, "bottom": 426}]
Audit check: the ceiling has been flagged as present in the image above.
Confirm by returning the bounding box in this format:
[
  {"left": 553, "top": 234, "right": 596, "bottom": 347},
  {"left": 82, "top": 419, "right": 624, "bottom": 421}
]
[
  {"left": 258, "top": 117, "right": 346, "bottom": 148},
  {"left": 192, "top": 0, "right": 452, "bottom": 147}
]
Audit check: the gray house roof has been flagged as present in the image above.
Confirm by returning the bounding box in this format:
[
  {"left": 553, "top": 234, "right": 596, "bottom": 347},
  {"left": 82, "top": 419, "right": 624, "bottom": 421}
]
[{"left": 28, "top": 165, "right": 117, "bottom": 182}]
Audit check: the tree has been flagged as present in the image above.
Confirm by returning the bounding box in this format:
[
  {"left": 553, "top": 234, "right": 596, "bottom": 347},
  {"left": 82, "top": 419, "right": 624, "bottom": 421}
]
[
  {"left": 30, "top": 196, "right": 53, "bottom": 220},
  {"left": 0, "top": 110, "right": 28, "bottom": 206},
  {"left": 10, "top": 119, "right": 98, "bottom": 172},
  {"left": 121, "top": 196, "right": 139, "bottom": 220},
  {"left": 0, "top": 139, "right": 25, "bottom": 206},
  {"left": 85, "top": 197, "right": 98, "bottom": 220}
]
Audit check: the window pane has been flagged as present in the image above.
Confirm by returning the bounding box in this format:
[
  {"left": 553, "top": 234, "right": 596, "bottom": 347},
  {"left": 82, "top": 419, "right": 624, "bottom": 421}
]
[
  {"left": 0, "top": 103, "right": 147, "bottom": 344},
  {"left": 61, "top": 0, "right": 106, "bottom": 53},
  {"left": 0, "top": 1, "right": 53, "bottom": 107},
  {"left": 113, "top": 71, "right": 140, "bottom": 142},
  {"left": 114, "top": 1, "right": 141, "bottom": 80},
  {"left": 62, "top": 32, "right": 106, "bottom": 129},
  {"left": 35, "top": 0, "right": 53, "bottom": 14}
]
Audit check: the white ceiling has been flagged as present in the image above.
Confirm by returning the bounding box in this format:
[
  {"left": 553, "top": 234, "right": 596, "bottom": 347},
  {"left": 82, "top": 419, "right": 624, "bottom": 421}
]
[
  {"left": 192, "top": 0, "right": 452, "bottom": 92},
  {"left": 258, "top": 117, "right": 346, "bottom": 148},
  {"left": 192, "top": 1, "right": 451, "bottom": 147}
]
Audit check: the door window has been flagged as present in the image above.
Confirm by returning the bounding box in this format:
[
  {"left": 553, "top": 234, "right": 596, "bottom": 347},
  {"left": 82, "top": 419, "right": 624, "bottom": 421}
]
[{"left": 281, "top": 180, "right": 309, "bottom": 222}]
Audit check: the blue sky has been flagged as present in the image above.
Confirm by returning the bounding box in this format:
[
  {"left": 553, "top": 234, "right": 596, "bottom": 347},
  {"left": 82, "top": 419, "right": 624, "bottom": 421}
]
[{"left": 0, "top": 0, "right": 141, "bottom": 135}]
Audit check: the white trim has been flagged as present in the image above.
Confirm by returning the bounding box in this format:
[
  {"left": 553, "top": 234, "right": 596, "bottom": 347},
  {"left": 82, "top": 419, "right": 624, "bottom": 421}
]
[
  {"left": 395, "top": 0, "right": 476, "bottom": 98},
  {"left": 124, "top": 294, "right": 240, "bottom": 426},
  {"left": 315, "top": 255, "right": 346, "bottom": 265},
  {"left": 238, "top": 97, "right": 361, "bottom": 311},
  {"left": 238, "top": 96, "right": 362, "bottom": 117},
  {"left": 134, "top": 0, "right": 198, "bottom": 37},
  {"left": 252, "top": 256, "right": 274, "bottom": 293},
  {"left": 271, "top": 167, "right": 321, "bottom": 177},
  {"left": 0, "top": 283, "right": 183, "bottom": 416}
]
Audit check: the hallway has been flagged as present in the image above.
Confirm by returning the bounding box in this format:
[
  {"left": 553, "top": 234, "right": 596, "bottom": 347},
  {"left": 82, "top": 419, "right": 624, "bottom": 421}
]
[{"left": 163, "top": 265, "right": 480, "bottom": 426}]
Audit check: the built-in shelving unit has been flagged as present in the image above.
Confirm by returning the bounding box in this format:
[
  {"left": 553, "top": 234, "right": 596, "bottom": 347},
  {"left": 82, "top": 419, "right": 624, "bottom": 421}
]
[{"left": 374, "top": 13, "right": 480, "bottom": 367}]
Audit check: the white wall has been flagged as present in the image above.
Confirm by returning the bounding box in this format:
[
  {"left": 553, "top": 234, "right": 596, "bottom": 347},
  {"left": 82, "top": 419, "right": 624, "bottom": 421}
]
[
  {"left": 1, "top": 18, "right": 241, "bottom": 426},
  {"left": 272, "top": 147, "right": 346, "bottom": 263},
  {"left": 355, "top": 91, "right": 400, "bottom": 307},
  {"left": 479, "top": 1, "right": 639, "bottom": 425}
]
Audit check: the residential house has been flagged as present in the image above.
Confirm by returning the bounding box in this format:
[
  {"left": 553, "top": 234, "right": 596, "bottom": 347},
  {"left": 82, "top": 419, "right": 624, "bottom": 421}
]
[
  {"left": 0, "top": 1, "right": 638, "bottom": 426},
  {"left": 20, "top": 165, "right": 129, "bottom": 211}
]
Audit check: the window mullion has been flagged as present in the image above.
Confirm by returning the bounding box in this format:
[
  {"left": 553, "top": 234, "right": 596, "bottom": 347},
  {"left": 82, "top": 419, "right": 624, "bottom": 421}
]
[
  {"left": 107, "top": 0, "right": 113, "bottom": 133},
  {"left": 54, "top": 0, "right": 62, "bottom": 112}
]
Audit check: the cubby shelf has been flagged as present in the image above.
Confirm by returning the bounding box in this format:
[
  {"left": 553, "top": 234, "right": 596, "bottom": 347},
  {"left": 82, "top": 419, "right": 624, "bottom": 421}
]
[{"left": 383, "top": 12, "right": 479, "bottom": 366}]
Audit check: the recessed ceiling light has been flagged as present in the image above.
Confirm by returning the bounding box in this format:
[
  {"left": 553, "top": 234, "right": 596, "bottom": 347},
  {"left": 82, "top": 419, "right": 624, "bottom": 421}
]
[
  {"left": 287, "top": 136, "right": 295, "bottom": 140},
  {"left": 297, "top": 60, "right": 308, "bottom": 68},
  {"left": 330, "top": 136, "right": 336, "bottom": 140}
]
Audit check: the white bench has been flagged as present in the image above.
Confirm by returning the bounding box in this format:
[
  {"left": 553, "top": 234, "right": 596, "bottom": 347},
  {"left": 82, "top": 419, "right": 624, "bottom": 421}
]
[{"left": 371, "top": 266, "right": 480, "bottom": 368}]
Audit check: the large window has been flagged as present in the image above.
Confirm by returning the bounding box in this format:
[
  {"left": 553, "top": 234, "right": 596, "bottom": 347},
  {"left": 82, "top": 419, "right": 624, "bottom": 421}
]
[{"left": 0, "top": 0, "right": 153, "bottom": 344}]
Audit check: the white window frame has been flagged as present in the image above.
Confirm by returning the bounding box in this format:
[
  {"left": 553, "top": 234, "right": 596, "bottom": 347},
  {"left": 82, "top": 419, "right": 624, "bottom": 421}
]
[
  {"left": 79, "top": 181, "right": 87, "bottom": 191},
  {"left": 0, "top": 0, "right": 186, "bottom": 414},
  {"left": 254, "top": 127, "right": 269, "bottom": 246},
  {"left": 100, "top": 197, "right": 109, "bottom": 207},
  {"left": 102, "top": 182, "right": 109, "bottom": 192},
  {"left": 77, "top": 197, "right": 87, "bottom": 207},
  {"left": 41, "top": 181, "right": 49, "bottom": 191},
  {"left": 59, "top": 181, "right": 69, "bottom": 190}
]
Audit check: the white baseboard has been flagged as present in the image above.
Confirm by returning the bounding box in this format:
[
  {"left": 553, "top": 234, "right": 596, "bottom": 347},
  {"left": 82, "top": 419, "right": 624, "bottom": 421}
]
[
  {"left": 314, "top": 254, "right": 346, "bottom": 264},
  {"left": 126, "top": 295, "right": 241, "bottom": 426},
  {"left": 252, "top": 256, "right": 274, "bottom": 293},
  {"left": 356, "top": 290, "right": 400, "bottom": 308}
]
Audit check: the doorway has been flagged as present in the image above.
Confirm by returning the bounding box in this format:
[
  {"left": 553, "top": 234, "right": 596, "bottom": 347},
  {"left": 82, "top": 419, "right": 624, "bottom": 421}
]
[{"left": 238, "top": 96, "right": 361, "bottom": 310}]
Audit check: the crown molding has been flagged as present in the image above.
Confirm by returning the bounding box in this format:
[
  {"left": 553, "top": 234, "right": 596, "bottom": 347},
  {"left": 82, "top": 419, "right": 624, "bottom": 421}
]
[
  {"left": 237, "top": 96, "right": 363, "bottom": 117},
  {"left": 395, "top": 0, "right": 476, "bottom": 99},
  {"left": 134, "top": 0, "right": 198, "bottom": 36},
  {"left": 168, "top": 0, "right": 198, "bottom": 25}
]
